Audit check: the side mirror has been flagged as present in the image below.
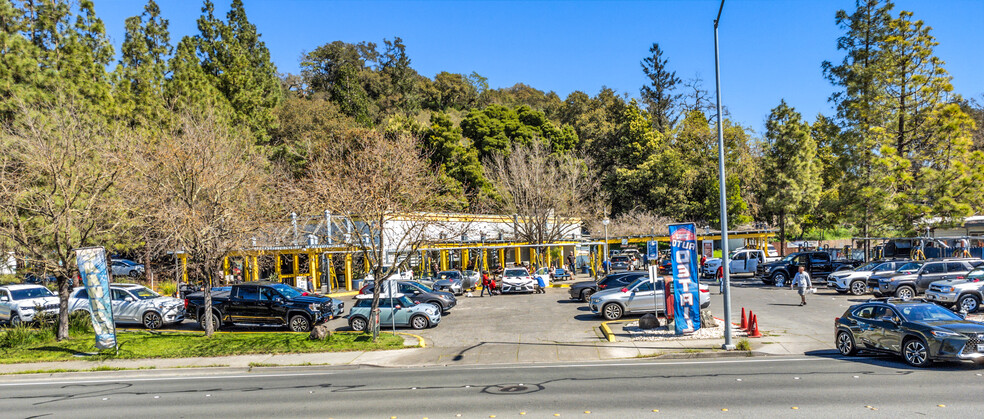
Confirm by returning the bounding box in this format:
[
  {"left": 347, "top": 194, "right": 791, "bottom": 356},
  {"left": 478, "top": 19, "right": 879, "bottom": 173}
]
[
  {"left": 125, "top": 296, "right": 135, "bottom": 302},
  {"left": 413, "top": 290, "right": 421, "bottom": 295},
  {"left": 394, "top": 305, "right": 401, "bottom": 310},
  {"left": 274, "top": 296, "right": 284, "bottom": 303}
]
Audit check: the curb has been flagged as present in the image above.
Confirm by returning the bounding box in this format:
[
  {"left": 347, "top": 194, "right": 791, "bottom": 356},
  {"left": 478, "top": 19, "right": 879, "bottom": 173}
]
[{"left": 599, "top": 319, "right": 636, "bottom": 342}]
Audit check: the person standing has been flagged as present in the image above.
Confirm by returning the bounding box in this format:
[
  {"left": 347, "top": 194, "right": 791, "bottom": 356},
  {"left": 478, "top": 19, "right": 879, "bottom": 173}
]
[
  {"left": 566, "top": 252, "right": 576, "bottom": 276},
  {"left": 791, "top": 266, "right": 812, "bottom": 306},
  {"left": 480, "top": 271, "right": 494, "bottom": 297}
]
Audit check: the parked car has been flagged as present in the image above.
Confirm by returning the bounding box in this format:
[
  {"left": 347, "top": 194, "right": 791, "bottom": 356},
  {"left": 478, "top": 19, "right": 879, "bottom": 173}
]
[
  {"left": 589, "top": 276, "right": 711, "bottom": 320},
  {"left": 356, "top": 280, "right": 457, "bottom": 313},
  {"left": 925, "top": 268, "right": 984, "bottom": 313},
  {"left": 185, "top": 281, "right": 342, "bottom": 332},
  {"left": 826, "top": 259, "right": 910, "bottom": 295},
  {"left": 620, "top": 249, "right": 644, "bottom": 269},
  {"left": 500, "top": 267, "right": 536, "bottom": 293},
  {"left": 23, "top": 272, "right": 57, "bottom": 285},
  {"left": 702, "top": 249, "right": 779, "bottom": 278},
  {"left": 834, "top": 298, "right": 984, "bottom": 367},
  {"left": 867, "top": 261, "right": 924, "bottom": 294},
  {"left": 110, "top": 259, "right": 145, "bottom": 278},
  {"left": 0, "top": 284, "right": 60, "bottom": 326},
  {"left": 870, "top": 259, "right": 984, "bottom": 299},
  {"left": 610, "top": 256, "right": 634, "bottom": 272},
  {"left": 658, "top": 258, "right": 672, "bottom": 275},
  {"left": 757, "top": 251, "right": 862, "bottom": 286},
  {"left": 432, "top": 270, "right": 466, "bottom": 295},
  {"left": 462, "top": 270, "right": 481, "bottom": 289},
  {"left": 733, "top": 244, "right": 780, "bottom": 258},
  {"left": 361, "top": 266, "right": 414, "bottom": 283},
  {"left": 68, "top": 283, "right": 184, "bottom": 329},
  {"left": 347, "top": 294, "right": 441, "bottom": 331},
  {"left": 568, "top": 272, "right": 646, "bottom": 301}
]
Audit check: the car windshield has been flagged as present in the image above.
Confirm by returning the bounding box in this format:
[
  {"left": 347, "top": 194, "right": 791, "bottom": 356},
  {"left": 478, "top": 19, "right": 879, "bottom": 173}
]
[
  {"left": 9, "top": 287, "right": 55, "bottom": 300},
  {"left": 871, "top": 262, "right": 893, "bottom": 271},
  {"left": 626, "top": 277, "right": 649, "bottom": 290},
  {"left": 857, "top": 262, "right": 879, "bottom": 271},
  {"left": 969, "top": 269, "right": 984, "bottom": 280},
  {"left": 898, "top": 304, "right": 963, "bottom": 322},
  {"left": 408, "top": 282, "right": 433, "bottom": 293},
  {"left": 129, "top": 286, "right": 160, "bottom": 300},
  {"left": 897, "top": 262, "right": 922, "bottom": 272},
  {"left": 504, "top": 269, "right": 527, "bottom": 277},
  {"left": 464, "top": 270, "right": 477, "bottom": 276},
  {"left": 438, "top": 271, "right": 460, "bottom": 280},
  {"left": 780, "top": 254, "right": 798, "bottom": 263},
  {"left": 397, "top": 296, "right": 414, "bottom": 307},
  {"left": 267, "top": 283, "right": 302, "bottom": 299}
]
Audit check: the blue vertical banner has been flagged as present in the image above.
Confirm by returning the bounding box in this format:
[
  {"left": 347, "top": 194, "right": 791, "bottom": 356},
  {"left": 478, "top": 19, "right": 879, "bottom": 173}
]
[
  {"left": 668, "top": 223, "right": 701, "bottom": 335},
  {"left": 75, "top": 247, "right": 116, "bottom": 350},
  {"left": 647, "top": 241, "right": 659, "bottom": 262}
]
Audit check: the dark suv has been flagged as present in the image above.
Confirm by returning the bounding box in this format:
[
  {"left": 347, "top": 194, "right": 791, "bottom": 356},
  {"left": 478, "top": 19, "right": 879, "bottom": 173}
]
[
  {"left": 568, "top": 272, "right": 646, "bottom": 301},
  {"left": 758, "top": 251, "right": 861, "bottom": 286},
  {"left": 870, "top": 259, "right": 984, "bottom": 299},
  {"left": 835, "top": 298, "right": 984, "bottom": 367}
]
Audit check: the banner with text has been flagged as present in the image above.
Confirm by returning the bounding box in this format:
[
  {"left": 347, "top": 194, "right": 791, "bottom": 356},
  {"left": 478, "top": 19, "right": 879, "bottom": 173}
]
[
  {"left": 668, "top": 223, "right": 701, "bottom": 335},
  {"left": 75, "top": 247, "right": 116, "bottom": 350}
]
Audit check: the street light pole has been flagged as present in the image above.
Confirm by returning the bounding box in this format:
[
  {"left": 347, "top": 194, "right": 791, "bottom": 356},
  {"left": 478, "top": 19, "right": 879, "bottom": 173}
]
[
  {"left": 713, "top": 0, "right": 735, "bottom": 351},
  {"left": 603, "top": 218, "right": 610, "bottom": 270}
]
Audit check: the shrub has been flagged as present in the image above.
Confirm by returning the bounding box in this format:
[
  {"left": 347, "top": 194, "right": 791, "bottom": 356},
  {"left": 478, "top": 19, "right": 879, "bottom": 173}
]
[
  {"left": 157, "top": 281, "right": 178, "bottom": 297},
  {"left": 0, "top": 324, "right": 55, "bottom": 349},
  {"left": 736, "top": 338, "right": 751, "bottom": 351}
]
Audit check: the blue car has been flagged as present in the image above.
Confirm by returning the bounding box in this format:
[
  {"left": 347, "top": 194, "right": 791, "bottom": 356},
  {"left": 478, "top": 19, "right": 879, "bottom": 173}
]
[{"left": 347, "top": 294, "right": 441, "bottom": 331}]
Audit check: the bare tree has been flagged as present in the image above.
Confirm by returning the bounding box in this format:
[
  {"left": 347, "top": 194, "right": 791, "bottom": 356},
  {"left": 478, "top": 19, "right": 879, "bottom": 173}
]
[
  {"left": 484, "top": 140, "right": 602, "bottom": 262},
  {"left": 125, "top": 112, "right": 282, "bottom": 337},
  {"left": 0, "top": 98, "right": 130, "bottom": 341},
  {"left": 585, "top": 209, "right": 675, "bottom": 238},
  {"left": 291, "top": 132, "right": 451, "bottom": 341}
]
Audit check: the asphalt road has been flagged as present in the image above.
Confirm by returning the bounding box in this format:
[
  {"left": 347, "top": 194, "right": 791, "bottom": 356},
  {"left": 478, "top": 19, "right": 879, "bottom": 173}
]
[{"left": 3, "top": 355, "right": 983, "bottom": 418}]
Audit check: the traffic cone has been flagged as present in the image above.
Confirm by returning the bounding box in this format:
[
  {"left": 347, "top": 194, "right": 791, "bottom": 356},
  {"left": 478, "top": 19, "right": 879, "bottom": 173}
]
[
  {"left": 746, "top": 310, "right": 754, "bottom": 331},
  {"left": 740, "top": 307, "right": 748, "bottom": 330},
  {"left": 748, "top": 314, "right": 763, "bottom": 338}
]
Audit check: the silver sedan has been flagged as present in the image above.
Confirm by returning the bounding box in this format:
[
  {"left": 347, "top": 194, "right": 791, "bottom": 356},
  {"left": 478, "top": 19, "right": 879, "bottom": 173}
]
[
  {"left": 589, "top": 276, "right": 710, "bottom": 320},
  {"left": 69, "top": 283, "right": 184, "bottom": 329}
]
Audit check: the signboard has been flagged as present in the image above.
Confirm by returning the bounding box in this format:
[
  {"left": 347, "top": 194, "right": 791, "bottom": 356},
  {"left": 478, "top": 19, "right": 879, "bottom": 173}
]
[
  {"left": 647, "top": 241, "right": 659, "bottom": 261},
  {"left": 668, "top": 224, "right": 701, "bottom": 335},
  {"left": 621, "top": 238, "right": 629, "bottom": 246},
  {"left": 702, "top": 240, "right": 714, "bottom": 259},
  {"left": 75, "top": 247, "right": 116, "bottom": 350}
]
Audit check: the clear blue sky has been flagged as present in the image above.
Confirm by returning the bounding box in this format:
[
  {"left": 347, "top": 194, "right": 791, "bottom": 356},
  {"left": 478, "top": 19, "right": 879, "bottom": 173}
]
[{"left": 95, "top": 0, "right": 984, "bottom": 134}]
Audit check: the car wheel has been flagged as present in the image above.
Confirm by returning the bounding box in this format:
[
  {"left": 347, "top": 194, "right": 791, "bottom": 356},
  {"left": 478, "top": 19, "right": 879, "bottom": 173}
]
[
  {"left": 142, "top": 311, "right": 164, "bottom": 330},
  {"left": 772, "top": 272, "right": 787, "bottom": 287},
  {"left": 602, "top": 303, "right": 623, "bottom": 320},
  {"left": 289, "top": 314, "right": 312, "bottom": 332},
  {"left": 410, "top": 314, "right": 429, "bottom": 330},
  {"left": 902, "top": 338, "right": 930, "bottom": 367},
  {"left": 958, "top": 294, "right": 980, "bottom": 313},
  {"left": 836, "top": 331, "right": 858, "bottom": 356},
  {"left": 580, "top": 289, "right": 594, "bottom": 302},
  {"left": 850, "top": 280, "right": 867, "bottom": 296},
  {"left": 10, "top": 314, "right": 22, "bottom": 327},
  {"left": 349, "top": 316, "right": 367, "bottom": 332},
  {"left": 199, "top": 312, "right": 221, "bottom": 331},
  {"left": 895, "top": 286, "right": 915, "bottom": 300},
  {"left": 128, "top": 270, "right": 140, "bottom": 278}
]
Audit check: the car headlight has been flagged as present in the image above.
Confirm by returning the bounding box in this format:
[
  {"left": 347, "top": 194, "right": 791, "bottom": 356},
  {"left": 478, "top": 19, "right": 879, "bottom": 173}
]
[
  {"left": 308, "top": 304, "right": 320, "bottom": 311},
  {"left": 940, "top": 286, "right": 954, "bottom": 293},
  {"left": 930, "top": 330, "right": 959, "bottom": 338}
]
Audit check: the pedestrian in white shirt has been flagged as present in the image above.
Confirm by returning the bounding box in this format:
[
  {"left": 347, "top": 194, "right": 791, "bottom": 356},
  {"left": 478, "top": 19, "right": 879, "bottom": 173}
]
[{"left": 790, "top": 266, "right": 812, "bottom": 306}]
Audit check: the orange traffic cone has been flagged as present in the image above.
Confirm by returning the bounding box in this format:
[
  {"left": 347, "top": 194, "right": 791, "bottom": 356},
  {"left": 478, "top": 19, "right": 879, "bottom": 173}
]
[
  {"left": 746, "top": 310, "right": 754, "bottom": 331},
  {"left": 740, "top": 307, "right": 748, "bottom": 330},
  {"left": 748, "top": 314, "right": 763, "bottom": 338}
]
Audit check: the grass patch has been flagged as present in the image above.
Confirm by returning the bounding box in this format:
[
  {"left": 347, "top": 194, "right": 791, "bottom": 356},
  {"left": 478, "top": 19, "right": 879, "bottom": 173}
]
[
  {"left": 683, "top": 348, "right": 704, "bottom": 354},
  {"left": 736, "top": 338, "right": 751, "bottom": 351},
  {"left": 1, "top": 365, "right": 155, "bottom": 375},
  {"left": 0, "top": 329, "right": 404, "bottom": 364}
]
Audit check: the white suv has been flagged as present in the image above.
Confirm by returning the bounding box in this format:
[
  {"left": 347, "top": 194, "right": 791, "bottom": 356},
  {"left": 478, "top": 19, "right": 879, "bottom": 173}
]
[
  {"left": 926, "top": 268, "right": 984, "bottom": 313},
  {"left": 826, "top": 260, "right": 909, "bottom": 295},
  {"left": 0, "top": 284, "right": 60, "bottom": 325}
]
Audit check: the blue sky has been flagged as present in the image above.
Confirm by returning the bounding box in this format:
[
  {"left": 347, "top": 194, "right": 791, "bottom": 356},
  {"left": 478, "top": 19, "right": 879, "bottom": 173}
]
[{"left": 95, "top": 0, "right": 984, "bottom": 134}]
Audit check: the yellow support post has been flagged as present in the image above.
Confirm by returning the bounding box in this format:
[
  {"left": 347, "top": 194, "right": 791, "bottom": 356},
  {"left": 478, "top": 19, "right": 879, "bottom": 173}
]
[
  {"left": 482, "top": 249, "right": 489, "bottom": 271},
  {"left": 251, "top": 255, "right": 259, "bottom": 282},
  {"left": 364, "top": 255, "right": 370, "bottom": 274},
  {"left": 440, "top": 250, "right": 448, "bottom": 271},
  {"left": 223, "top": 257, "right": 230, "bottom": 279},
  {"left": 529, "top": 248, "right": 536, "bottom": 267},
  {"left": 293, "top": 254, "right": 300, "bottom": 286},
  {"left": 545, "top": 248, "right": 552, "bottom": 269},
  {"left": 275, "top": 254, "right": 282, "bottom": 282},
  {"left": 309, "top": 252, "right": 319, "bottom": 290},
  {"left": 180, "top": 254, "right": 188, "bottom": 284},
  {"left": 344, "top": 253, "right": 353, "bottom": 291},
  {"left": 515, "top": 247, "right": 522, "bottom": 265},
  {"left": 498, "top": 249, "right": 505, "bottom": 268},
  {"left": 462, "top": 249, "right": 469, "bottom": 271}
]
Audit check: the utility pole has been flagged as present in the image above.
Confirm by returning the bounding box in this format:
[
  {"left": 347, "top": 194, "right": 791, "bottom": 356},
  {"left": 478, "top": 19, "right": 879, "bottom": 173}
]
[{"left": 714, "top": 0, "right": 735, "bottom": 351}]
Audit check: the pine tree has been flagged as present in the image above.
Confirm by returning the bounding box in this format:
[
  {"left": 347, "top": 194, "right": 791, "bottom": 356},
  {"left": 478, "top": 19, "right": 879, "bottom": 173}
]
[
  {"left": 760, "top": 101, "right": 820, "bottom": 254},
  {"left": 640, "top": 42, "right": 680, "bottom": 133},
  {"left": 113, "top": 0, "right": 171, "bottom": 128},
  {"left": 165, "top": 35, "right": 231, "bottom": 118}
]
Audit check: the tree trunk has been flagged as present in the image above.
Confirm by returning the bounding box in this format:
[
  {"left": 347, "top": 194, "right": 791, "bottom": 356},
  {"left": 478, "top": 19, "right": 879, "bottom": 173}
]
[
  {"left": 779, "top": 211, "right": 786, "bottom": 257},
  {"left": 204, "top": 270, "right": 214, "bottom": 337},
  {"left": 56, "top": 274, "right": 70, "bottom": 341}
]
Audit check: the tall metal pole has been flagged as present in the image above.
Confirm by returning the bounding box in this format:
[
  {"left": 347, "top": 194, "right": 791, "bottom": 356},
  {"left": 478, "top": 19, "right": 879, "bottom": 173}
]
[{"left": 714, "top": 0, "right": 735, "bottom": 351}]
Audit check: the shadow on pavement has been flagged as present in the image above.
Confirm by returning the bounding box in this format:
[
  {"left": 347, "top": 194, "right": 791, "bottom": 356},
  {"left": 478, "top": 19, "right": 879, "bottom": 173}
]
[{"left": 803, "top": 349, "right": 983, "bottom": 371}]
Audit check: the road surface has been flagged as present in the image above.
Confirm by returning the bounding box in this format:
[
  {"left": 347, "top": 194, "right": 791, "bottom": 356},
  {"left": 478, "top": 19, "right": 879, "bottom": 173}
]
[{"left": 3, "top": 354, "right": 982, "bottom": 418}]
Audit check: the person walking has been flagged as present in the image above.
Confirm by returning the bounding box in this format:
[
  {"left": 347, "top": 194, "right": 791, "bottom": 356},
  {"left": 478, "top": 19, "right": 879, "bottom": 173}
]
[
  {"left": 480, "top": 271, "right": 494, "bottom": 297},
  {"left": 791, "top": 266, "right": 812, "bottom": 306}
]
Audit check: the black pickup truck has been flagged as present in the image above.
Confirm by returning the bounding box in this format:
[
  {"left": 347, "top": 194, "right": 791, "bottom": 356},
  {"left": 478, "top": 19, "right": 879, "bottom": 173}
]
[
  {"left": 185, "top": 281, "right": 343, "bottom": 332},
  {"left": 757, "top": 251, "right": 862, "bottom": 286}
]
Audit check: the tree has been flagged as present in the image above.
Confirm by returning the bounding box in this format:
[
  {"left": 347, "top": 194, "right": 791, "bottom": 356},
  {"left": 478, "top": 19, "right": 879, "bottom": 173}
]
[
  {"left": 461, "top": 104, "right": 578, "bottom": 160},
  {"left": 195, "top": 0, "right": 281, "bottom": 144},
  {"left": 113, "top": 0, "right": 171, "bottom": 129},
  {"left": 422, "top": 71, "right": 480, "bottom": 111},
  {"left": 423, "top": 112, "right": 493, "bottom": 208},
  {"left": 822, "top": 0, "right": 893, "bottom": 247},
  {"left": 301, "top": 40, "right": 377, "bottom": 125},
  {"left": 484, "top": 141, "right": 601, "bottom": 261},
  {"left": 640, "top": 42, "right": 680, "bottom": 133},
  {"left": 377, "top": 37, "right": 420, "bottom": 116},
  {"left": 125, "top": 111, "right": 281, "bottom": 337},
  {"left": 291, "top": 133, "right": 447, "bottom": 341},
  {"left": 166, "top": 35, "right": 232, "bottom": 117},
  {"left": 0, "top": 97, "right": 129, "bottom": 341},
  {"left": 760, "top": 101, "right": 820, "bottom": 254}
]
